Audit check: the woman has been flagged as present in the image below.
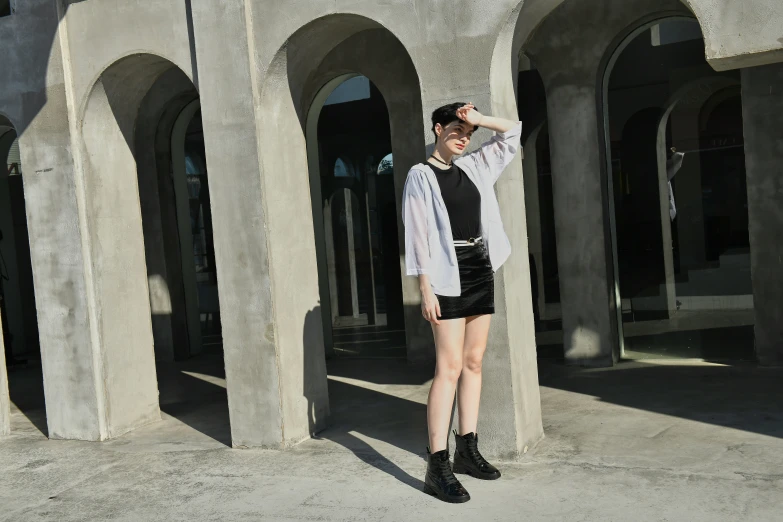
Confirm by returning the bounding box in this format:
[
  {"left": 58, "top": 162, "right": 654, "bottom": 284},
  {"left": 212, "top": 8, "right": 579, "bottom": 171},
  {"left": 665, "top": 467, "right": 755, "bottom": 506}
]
[{"left": 402, "top": 103, "right": 521, "bottom": 503}]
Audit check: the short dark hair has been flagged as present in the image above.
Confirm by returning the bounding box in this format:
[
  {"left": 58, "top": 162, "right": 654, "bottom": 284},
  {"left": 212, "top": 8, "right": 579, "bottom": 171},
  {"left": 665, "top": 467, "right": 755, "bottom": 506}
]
[{"left": 431, "top": 103, "right": 478, "bottom": 139}]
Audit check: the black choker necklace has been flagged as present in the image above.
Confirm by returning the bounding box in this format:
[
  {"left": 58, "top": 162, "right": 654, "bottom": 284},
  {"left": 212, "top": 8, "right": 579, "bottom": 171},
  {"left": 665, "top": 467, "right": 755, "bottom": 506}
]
[{"left": 429, "top": 155, "right": 452, "bottom": 167}]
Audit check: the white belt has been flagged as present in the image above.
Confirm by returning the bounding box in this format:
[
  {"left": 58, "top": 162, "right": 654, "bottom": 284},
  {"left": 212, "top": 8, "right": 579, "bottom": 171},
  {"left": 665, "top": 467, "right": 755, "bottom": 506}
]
[{"left": 453, "top": 236, "right": 483, "bottom": 247}]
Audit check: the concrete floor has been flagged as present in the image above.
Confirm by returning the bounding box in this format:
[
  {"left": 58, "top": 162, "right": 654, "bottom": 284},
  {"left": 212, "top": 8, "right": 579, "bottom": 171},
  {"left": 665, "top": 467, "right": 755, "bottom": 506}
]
[{"left": 2, "top": 355, "right": 783, "bottom": 521}]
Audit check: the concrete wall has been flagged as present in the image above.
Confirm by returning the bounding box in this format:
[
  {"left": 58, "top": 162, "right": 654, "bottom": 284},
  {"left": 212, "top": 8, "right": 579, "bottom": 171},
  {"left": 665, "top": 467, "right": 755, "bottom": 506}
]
[
  {"left": 684, "top": 0, "right": 783, "bottom": 70},
  {"left": 0, "top": 0, "right": 197, "bottom": 439},
  {"left": 0, "top": 0, "right": 103, "bottom": 440},
  {"left": 741, "top": 63, "right": 783, "bottom": 366},
  {"left": 189, "top": 0, "right": 292, "bottom": 448},
  {"left": 0, "top": 0, "right": 781, "bottom": 447}
]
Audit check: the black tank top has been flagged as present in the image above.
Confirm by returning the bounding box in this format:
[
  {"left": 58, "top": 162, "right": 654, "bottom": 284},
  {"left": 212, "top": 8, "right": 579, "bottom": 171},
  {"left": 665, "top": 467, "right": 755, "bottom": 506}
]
[{"left": 428, "top": 162, "right": 482, "bottom": 241}]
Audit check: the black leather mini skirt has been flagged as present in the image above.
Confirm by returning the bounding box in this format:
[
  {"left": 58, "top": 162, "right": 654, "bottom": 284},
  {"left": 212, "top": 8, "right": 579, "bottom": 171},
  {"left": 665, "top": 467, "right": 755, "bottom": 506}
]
[{"left": 435, "top": 243, "right": 495, "bottom": 320}]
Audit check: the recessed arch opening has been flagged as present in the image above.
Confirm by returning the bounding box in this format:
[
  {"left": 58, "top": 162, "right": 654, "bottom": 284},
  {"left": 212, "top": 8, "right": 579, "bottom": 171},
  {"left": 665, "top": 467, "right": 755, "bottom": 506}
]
[
  {"left": 78, "top": 54, "right": 230, "bottom": 444},
  {"left": 257, "top": 13, "right": 427, "bottom": 454},
  {"left": 600, "top": 17, "right": 753, "bottom": 362}
]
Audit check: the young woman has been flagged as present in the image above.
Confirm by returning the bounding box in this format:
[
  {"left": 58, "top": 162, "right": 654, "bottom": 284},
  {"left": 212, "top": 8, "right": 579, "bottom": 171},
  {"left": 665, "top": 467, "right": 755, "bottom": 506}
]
[{"left": 402, "top": 103, "right": 521, "bottom": 503}]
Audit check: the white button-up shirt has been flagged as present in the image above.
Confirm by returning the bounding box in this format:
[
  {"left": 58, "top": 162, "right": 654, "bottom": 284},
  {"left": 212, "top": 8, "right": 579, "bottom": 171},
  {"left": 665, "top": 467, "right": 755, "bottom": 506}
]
[{"left": 402, "top": 122, "right": 522, "bottom": 296}]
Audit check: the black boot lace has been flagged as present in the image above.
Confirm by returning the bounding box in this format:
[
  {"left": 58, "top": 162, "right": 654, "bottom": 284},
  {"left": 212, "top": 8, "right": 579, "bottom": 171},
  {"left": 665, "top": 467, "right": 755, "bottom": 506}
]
[
  {"left": 435, "top": 454, "right": 459, "bottom": 485},
  {"left": 465, "top": 438, "right": 489, "bottom": 467}
]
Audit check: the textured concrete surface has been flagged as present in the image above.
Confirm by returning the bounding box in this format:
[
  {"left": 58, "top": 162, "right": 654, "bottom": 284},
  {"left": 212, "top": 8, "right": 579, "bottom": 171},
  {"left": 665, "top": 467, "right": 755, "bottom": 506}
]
[
  {"left": 741, "top": 62, "right": 783, "bottom": 367},
  {"left": 2, "top": 357, "right": 782, "bottom": 521},
  {"left": 0, "top": 0, "right": 781, "bottom": 457}
]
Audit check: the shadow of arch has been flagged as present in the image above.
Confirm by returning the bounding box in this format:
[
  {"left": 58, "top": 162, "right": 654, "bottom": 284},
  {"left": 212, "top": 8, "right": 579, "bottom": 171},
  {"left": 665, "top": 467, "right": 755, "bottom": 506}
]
[{"left": 258, "top": 13, "right": 426, "bottom": 491}]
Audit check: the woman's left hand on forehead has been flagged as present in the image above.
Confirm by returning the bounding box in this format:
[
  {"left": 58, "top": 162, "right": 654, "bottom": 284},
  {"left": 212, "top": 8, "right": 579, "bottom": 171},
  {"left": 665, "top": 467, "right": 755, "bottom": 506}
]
[{"left": 457, "top": 103, "right": 483, "bottom": 126}]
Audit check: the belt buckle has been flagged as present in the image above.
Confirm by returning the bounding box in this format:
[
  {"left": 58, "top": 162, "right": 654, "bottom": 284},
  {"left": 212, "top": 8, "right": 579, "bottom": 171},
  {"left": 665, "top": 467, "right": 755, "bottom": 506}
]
[{"left": 467, "top": 237, "right": 476, "bottom": 246}]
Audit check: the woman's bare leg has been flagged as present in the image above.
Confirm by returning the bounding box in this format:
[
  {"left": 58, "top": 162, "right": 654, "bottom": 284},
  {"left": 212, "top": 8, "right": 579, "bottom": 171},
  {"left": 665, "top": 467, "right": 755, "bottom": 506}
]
[
  {"left": 457, "top": 314, "right": 491, "bottom": 435},
  {"left": 427, "top": 318, "right": 466, "bottom": 452}
]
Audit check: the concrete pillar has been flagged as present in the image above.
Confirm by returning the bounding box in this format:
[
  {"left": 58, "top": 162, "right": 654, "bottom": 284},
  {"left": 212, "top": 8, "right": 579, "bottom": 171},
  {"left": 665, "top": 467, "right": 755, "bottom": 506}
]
[
  {"left": 741, "top": 63, "right": 783, "bottom": 366},
  {"left": 191, "top": 0, "right": 329, "bottom": 447},
  {"left": 546, "top": 84, "right": 618, "bottom": 366},
  {"left": 344, "top": 189, "right": 361, "bottom": 318},
  {"left": 364, "top": 189, "right": 378, "bottom": 325},
  {"left": 323, "top": 200, "right": 339, "bottom": 325},
  {"left": 13, "top": 34, "right": 162, "bottom": 439},
  {"left": 655, "top": 131, "right": 678, "bottom": 317}
]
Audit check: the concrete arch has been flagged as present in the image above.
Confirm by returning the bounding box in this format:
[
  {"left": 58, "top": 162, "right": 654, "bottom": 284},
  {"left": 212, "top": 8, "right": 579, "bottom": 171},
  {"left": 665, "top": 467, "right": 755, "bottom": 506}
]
[
  {"left": 0, "top": 113, "right": 19, "bottom": 133},
  {"left": 509, "top": 1, "right": 698, "bottom": 365},
  {"left": 489, "top": 0, "right": 704, "bottom": 117},
  {"left": 258, "top": 13, "right": 425, "bottom": 356},
  {"left": 268, "top": 14, "right": 400, "bottom": 112},
  {"left": 676, "top": 0, "right": 783, "bottom": 70},
  {"left": 78, "top": 52, "right": 196, "bottom": 135},
  {"left": 236, "top": 13, "right": 426, "bottom": 448},
  {"left": 69, "top": 54, "right": 203, "bottom": 440},
  {"left": 300, "top": 30, "right": 426, "bottom": 356},
  {"left": 662, "top": 77, "right": 740, "bottom": 118},
  {"left": 698, "top": 85, "right": 742, "bottom": 133},
  {"left": 657, "top": 78, "right": 741, "bottom": 193},
  {"left": 490, "top": 0, "right": 781, "bottom": 91},
  {"left": 598, "top": 13, "right": 708, "bottom": 359},
  {"left": 134, "top": 68, "right": 200, "bottom": 363},
  {"left": 654, "top": 76, "right": 741, "bottom": 304}
]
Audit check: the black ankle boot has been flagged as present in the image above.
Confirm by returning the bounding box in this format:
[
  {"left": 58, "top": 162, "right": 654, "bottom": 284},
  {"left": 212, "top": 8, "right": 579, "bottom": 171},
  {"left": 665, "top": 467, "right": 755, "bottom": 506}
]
[
  {"left": 452, "top": 431, "right": 501, "bottom": 480},
  {"left": 423, "top": 448, "right": 470, "bottom": 503}
]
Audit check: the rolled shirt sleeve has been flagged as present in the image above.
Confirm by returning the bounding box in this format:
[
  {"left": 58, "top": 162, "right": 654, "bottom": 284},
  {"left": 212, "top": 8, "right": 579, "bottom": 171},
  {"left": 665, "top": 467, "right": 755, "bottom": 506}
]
[
  {"left": 462, "top": 121, "right": 523, "bottom": 184},
  {"left": 402, "top": 171, "right": 431, "bottom": 276}
]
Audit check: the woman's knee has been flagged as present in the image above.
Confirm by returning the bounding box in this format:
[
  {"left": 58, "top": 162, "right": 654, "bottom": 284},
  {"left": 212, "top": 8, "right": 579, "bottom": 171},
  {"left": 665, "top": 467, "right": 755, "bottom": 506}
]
[
  {"left": 463, "top": 349, "right": 485, "bottom": 374},
  {"left": 435, "top": 357, "right": 463, "bottom": 383}
]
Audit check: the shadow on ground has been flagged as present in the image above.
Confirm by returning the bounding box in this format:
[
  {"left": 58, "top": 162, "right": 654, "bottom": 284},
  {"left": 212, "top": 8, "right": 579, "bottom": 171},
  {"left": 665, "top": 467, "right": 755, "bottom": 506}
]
[
  {"left": 155, "top": 350, "right": 232, "bottom": 447},
  {"left": 7, "top": 357, "right": 48, "bottom": 437},
  {"left": 313, "top": 358, "right": 434, "bottom": 493},
  {"left": 538, "top": 359, "right": 783, "bottom": 440},
  {"left": 6, "top": 350, "right": 233, "bottom": 445}
]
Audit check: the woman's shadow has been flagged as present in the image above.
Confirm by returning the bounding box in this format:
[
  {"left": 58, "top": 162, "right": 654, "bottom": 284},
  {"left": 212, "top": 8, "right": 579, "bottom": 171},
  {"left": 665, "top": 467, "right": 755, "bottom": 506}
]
[{"left": 303, "top": 306, "right": 431, "bottom": 492}]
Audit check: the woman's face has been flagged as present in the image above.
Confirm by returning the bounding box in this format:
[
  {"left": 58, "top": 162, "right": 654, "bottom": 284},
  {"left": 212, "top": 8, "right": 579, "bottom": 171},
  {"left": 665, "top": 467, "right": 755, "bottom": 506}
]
[{"left": 436, "top": 120, "right": 475, "bottom": 156}]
